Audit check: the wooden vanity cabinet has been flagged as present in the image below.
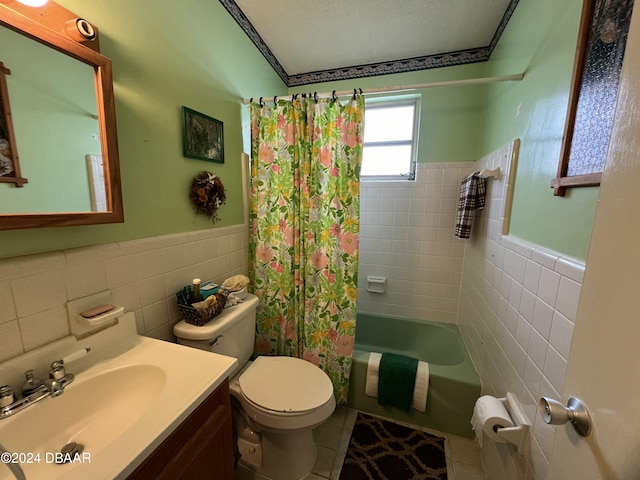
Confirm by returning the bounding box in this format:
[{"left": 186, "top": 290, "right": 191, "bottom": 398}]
[{"left": 128, "top": 378, "right": 234, "bottom": 480}]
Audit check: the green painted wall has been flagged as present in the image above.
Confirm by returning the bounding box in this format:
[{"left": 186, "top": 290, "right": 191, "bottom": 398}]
[
  {"left": 481, "top": 0, "right": 598, "bottom": 260},
  {"left": 289, "top": 63, "right": 489, "bottom": 163},
  {"left": 0, "top": 0, "right": 286, "bottom": 258}
]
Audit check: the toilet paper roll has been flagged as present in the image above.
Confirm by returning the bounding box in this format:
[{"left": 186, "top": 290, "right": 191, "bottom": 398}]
[{"left": 470, "top": 395, "right": 514, "bottom": 446}]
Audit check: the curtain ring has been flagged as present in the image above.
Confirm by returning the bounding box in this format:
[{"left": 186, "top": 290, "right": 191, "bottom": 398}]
[
  {"left": 259, "top": 97, "right": 264, "bottom": 107},
  {"left": 250, "top": 97, "right": 253, "bottom": 104},
  {"left": 352, "top": 89, "right": 357, "bottom": 101},
  {"left": 273, "top": 96, "right": 277, "bottom": 104},
  {"left": 332, "top": 90, "right": 337, "bottom": 101},
  {"left": 314, "top": 92, "right": 318, "bottom": 103},
  {"left": 359, "top": 88, "right": 363, "bottom": 95}
]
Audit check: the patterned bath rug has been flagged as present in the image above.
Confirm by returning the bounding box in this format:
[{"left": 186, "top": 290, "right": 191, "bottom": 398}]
[{"left": 339, "top": 412, "right": 447, "bottom": 480}]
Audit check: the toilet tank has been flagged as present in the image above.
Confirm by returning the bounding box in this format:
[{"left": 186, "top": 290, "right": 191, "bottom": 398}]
[{"left": 173, "top": 294, "right": 259, "bottom": 378}]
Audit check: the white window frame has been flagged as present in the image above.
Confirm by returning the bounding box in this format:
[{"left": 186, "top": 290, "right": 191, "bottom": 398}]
[{"left": 361, "top": 96, "right": 420, "bottom": 181}]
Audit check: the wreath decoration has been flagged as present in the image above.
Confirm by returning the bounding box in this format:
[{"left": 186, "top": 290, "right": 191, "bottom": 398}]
[{"left": 190, "top": 171, "right": 226, "bottom": 223}]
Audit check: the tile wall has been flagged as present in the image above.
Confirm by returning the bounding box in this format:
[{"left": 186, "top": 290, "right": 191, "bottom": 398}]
[
  {"left": 0, "top": 224, "right": 249, "bottom": 363},
  {"left": 458, "top": 140, "right": 585, "bottom": 479},
  {"left": 358, "top": 162, "right": 475, "bottom": 323}
]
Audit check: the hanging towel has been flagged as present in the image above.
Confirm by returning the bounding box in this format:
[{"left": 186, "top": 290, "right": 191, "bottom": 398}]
[
  {"left": 455, "top": 172, "right": 486, "bottom": 239},
  {"left": 365, "top": 352, "right": 430, "bottom": 412}
]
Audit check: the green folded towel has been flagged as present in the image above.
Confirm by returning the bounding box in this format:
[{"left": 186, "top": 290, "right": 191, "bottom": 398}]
[{"left": 378, "top": 352, "right": 418, "bottom": 412}]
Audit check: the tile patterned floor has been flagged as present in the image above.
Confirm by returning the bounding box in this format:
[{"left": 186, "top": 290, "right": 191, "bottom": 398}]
[{"left": 237, "top": 406, "right": 487, "bottom": 480}]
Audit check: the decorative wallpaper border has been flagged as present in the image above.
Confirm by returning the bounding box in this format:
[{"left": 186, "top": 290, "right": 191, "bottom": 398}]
[
  {"left": 218, "top": 0, "right": 289, "bottom": 84},
  {"left": 488, "top": 0, "right": 520, "bottom": 52},
  {"left": 219, "top": 0, "right": 520, "bottom": 86},
  {"left": 287, "top": 49, "right": 490, "bottom": 87}
]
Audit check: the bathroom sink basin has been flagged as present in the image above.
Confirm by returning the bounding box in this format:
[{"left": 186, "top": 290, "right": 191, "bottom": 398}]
[
  {"left": 0, "top": 312, "right": 237, "bottom": 480},
  {"left": 1, "top": 364, "right": 166, "bottom": 462}
]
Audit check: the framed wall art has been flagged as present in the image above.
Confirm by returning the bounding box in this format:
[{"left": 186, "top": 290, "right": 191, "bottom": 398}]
[
  {"left": 182, "top": 106, "right": 224, "bottom": 164},
  {"left": 551, "top": 0, "right": 635, "bottom": 196}
]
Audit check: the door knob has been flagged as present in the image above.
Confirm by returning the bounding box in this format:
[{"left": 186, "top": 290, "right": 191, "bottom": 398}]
[{"left": 539, "top": 396, "right": 591, "bottom": 437}]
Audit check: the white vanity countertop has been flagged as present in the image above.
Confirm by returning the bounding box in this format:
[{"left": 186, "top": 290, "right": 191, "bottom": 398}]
[{"left": 0, "top": 312, "right": 237, "bottom": 480}]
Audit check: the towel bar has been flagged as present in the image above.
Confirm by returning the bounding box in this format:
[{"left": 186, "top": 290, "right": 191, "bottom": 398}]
[{"left": 478, "top": 167, "right": 501, "bottom": 179}]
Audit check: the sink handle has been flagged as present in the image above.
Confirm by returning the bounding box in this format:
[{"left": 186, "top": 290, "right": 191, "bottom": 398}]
[
  {"left": 48, "top": 360, "right": 75, "bottom": 389},
  {"left": 0, "top": 385, "right": 15, "bottom": 408},
  {"left": 62, "top": 347, "right": 91, "bottom": 364},
  {"left": 47, "top": 347, "right": 91, "bottom": 381},
  {"left": 49, "top": 361, "right": 66, "bottom": 381},
  {"left": 22, "top": 370, "right": 45, "bottom": 396}
]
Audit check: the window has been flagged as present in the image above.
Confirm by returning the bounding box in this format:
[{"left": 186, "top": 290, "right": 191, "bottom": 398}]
[{"left": 361, "top": 97, "right": 419, "bottom": 181}]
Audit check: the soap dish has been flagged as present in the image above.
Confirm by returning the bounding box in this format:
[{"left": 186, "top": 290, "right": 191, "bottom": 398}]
[{"left": 78, "top": 306, "right": 125, "bottom": 327}]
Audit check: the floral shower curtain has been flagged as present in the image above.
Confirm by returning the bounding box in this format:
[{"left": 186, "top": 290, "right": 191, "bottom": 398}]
[{"left": 248, "top": 95, "right": 364, "bottom": 403}]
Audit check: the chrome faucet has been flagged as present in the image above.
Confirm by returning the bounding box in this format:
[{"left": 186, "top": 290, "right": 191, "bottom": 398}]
[{"left": 0, "top": 359, "right": 77, "bottom": 420}]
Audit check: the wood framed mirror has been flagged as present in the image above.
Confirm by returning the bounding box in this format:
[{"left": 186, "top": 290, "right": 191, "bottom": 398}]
[{"left": 0, "top": 3, "right": 123, "bottom": 229}]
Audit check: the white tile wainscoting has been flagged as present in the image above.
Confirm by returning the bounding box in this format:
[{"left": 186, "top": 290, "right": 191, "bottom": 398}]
[
  {"left": 0, "top": 224, "right": 249, "bottom": 363},
  {"left": 458, "top": 140, "right": 585, "bottom": 480}
]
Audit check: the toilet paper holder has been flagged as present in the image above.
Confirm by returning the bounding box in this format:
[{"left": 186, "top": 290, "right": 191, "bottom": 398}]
[{"left": 495, "top": 393, "right": 530, "bottom": 455}]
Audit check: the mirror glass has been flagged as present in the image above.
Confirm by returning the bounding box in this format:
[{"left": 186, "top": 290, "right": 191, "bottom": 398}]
[
  {"left": 0, "top": 25, "right": 103, "bottom": 214},
  {"left": 0, "top": 6, "right": 123, "bottom": 230}
]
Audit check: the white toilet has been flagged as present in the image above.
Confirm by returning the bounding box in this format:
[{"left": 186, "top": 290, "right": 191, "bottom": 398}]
[{"left": 173, "top": 294, "right": 336, "bottom": 480}]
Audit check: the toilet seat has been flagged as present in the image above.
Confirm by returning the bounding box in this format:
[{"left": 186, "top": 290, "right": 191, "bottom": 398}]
[{"left": 239, "top": 356, "right": 334, "bottom": 414}]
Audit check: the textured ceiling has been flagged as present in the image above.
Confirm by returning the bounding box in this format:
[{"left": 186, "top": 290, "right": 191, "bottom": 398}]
[{"left": 220, "top": 0, "right": 520, "bottom": 86}]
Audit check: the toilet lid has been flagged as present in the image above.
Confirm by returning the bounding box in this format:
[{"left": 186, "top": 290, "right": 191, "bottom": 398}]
[{"left": 239, "top": 356, "right": 334, "bottom": 413}]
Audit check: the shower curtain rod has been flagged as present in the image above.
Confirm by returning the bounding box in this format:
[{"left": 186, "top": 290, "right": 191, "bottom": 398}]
[{"left": 242, "top": 72, "right": 524, "bottom": 104}]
